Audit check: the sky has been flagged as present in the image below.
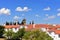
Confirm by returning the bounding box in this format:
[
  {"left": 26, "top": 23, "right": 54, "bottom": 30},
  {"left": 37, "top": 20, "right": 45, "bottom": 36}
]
[{"left": 0, "top": 0, "right": 60, "bottom": 25}]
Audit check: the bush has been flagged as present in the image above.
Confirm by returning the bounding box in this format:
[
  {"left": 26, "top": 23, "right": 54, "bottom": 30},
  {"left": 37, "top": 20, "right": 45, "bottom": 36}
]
[
  {"left": 23, "top": 30, "right": 53, "bottom": 40},
  {"left": 0, "top": 25, "right": 4, "bottom": 38},
  {"left": 4, "top": 27, "right": 25, "bottom": 40}
]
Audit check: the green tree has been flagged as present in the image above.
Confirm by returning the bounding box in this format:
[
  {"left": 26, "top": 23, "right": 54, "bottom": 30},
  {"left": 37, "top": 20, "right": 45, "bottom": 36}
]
[
  {"left": 17, "top": 27, "right": 25, "bottom": 40},
  {"left": 11, "top": 28, "right": 25, "bottom": 40},
  {"left": 4, "top": 27, "right": 25, "bottom": 40},
  {"left": 10, "top": 22, "right": 12, "bottom": 25},
  {"left": 23, "top": 30, "right": 53, "bottom": 40},
  {"left": 17, "top": 21, "right": 20, "bottom": 25},
  {"left": 6, "top": 21, "right": 9, "bottom": 25},
  {"left": 11, "top": 33, "right": 20, "bottom": 40},
  {"left": 4, "top": 29, "right": 14, "bottom": 40},
  {"left": 0, "top": 25, "right": 4, "bottom": 38},
  {"left": 13, "top": 22, "right": 16, "bottom": 25},
  {"left": 21, "top": 19, "right": 26, "bottom": 25}
]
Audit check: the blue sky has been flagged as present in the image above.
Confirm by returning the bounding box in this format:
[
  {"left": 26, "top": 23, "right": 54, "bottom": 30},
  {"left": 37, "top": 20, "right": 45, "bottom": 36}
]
[{"left": 0, "top": 0, "right": 60, "bottom": 24}]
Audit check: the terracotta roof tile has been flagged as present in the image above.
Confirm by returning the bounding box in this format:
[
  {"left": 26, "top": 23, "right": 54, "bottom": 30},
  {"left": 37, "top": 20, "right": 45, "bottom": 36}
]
[
  {"left": 5, "top": 25, "right": 20, "bottom": 28},
  {"left": 4, "top": 24, "right": 60, "bottom": 34},
  {"left": 26, "top": 24, "right": 33, "bottom": 31},
  {"left": 55, "top": 30, "right": 60, "bottom": 34}
]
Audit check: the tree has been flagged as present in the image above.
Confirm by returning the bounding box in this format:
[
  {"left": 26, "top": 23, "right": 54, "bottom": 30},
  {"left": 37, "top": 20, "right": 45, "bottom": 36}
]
[
  {"left": 32, "top": 21, "right": 34, "bottom": 24},
  {"left": 23, "top": 30, "right": 53, "bottom": 40},
  {"left": 11, "top": 33, "right": 20, "bottom": 40},
  {"left": 0, "top": 25, "right": 4, "bottom": 38},
  {"left": 4, "top": 29, "right": 14, "bottom": 40},
  {"left": 17, "top": 21, "right": 20, "bottom": 25},
  {"left": 17, "top": 27, "right": 25, "bottom": 40},
  {"left": 6, "top": 21, "right": 9, "bottom": 25},
  {"left": 4, "top": 29, "right": 20, "bottom": 40},
  {"left": 13, "top": 22, "right": 16, "bottom": 25},
  {"left": 21, "top": 19, "right": 26, "bottom": 25},
  {"left": 10, "top": 22, "right": 12, "bottom": 25},
  {"left": 4, "top": 27, "right": 25, "bottom": 40},
  {"left": 12, "top": 27, "right": 25, "bottom": 40},
  {"left": 29, "top": 21, "right": 31, "bottom": 24}
]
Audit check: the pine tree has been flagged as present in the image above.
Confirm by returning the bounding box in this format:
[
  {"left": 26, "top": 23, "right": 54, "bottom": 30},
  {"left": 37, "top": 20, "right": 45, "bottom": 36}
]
[{"left": 6, "top": 21, "right": 9, "bottom": 25}]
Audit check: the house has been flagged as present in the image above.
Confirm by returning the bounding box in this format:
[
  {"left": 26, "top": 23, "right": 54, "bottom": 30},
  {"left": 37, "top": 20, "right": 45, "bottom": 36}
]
[
  {"left": 4, "top": 19, "right": 60, "bottom": 40},
  {"left": 4, "top": 24, "right": 60, "bottom": 40}
]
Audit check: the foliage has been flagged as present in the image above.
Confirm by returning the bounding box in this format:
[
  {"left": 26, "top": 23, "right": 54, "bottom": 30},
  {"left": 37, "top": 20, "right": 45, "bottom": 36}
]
[
  {"left": 11, "top": 28, "right": 25, "bottom": 40},
  {"left": 11, "top": 33, "right": 20, "bottom": 40},
  {"left": 23, "top": 30, "right": 53, "bottom": 40},
  {"left": 6, "top": 21, "right": 9, "bottom": 25},
  {"left": 0, "top": 25, "right": 4, "bottom": 37},
  {"left": 21, "top": 19, "right": 26, "bottom": 25},
  {"left": 4, "top": 27, "right": 53, "bottom": 40},
  {"left": 4, "top": 27, "right": 25, "bottom": 40},
  {"left": 17, "top": 27, "right": 25, "bottom": 40},
  {"left": 4, "top": 29, "right": 14, "bottom": 39}
]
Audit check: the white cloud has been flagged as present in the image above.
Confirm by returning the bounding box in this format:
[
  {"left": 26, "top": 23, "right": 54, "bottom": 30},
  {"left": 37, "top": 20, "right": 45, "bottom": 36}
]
[
  {"left": 48, "top": 15, "right": 55, "bottom": 19},
  {"left": 45, "top": 14, "right": 49, "bottom": 16},
  {"left": 0, "top": 8, "right": 10, "bottom": 15},
  {"left": 43, "top": 7, "right": 50, "bottom": 11},
  {"left": 57, "top": 13, "right": 60, "bottom": 16},
  {"left": 57, "top": 8, "right": 60, "bottom": 11},
  {"left": 23, "top": 7, "right": 31, "bottom": 11},
  {"left": 14, "top": 16, "right": 20, "bottom": 19},
  {"left": 45, "top": 15, "right": 55, "bottom": 20},
  {"left": 16, "top": 7, "right": 31, "bottom": 12},
  {"left": 35, "top": 14, "right": 40, "bottom": 17},
  {"left": 16, "top": 7, "right": 23, "bottom": 11}
]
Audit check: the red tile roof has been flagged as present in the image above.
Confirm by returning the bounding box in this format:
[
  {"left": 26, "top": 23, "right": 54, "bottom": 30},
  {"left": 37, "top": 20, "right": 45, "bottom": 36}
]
[
  {"left": 26, "top": 24, "right": 33, "bottom": 31},
  {"left": 55, "top": 30, "right": 60, "bottom": 34},
  {"left": 5, "top": 25, "right": 20, "bottom": 28},
  {"left": 4, "top": 24, "right": 60, "bottom": 34}
]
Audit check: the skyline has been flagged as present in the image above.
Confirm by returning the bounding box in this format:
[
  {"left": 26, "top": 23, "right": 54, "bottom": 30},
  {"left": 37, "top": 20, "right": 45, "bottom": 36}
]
[{"left": 0, "top": 0, "right": 60, "bottom": 25}]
